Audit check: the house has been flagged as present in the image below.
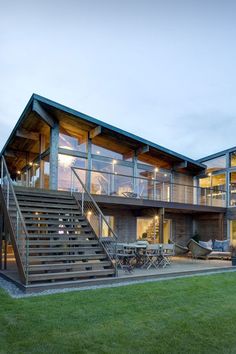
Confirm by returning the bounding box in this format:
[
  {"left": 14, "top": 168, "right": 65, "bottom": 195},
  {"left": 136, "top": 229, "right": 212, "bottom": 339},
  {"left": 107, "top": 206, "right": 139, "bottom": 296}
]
[{"left": 0, "top": 94, "right": 229, "bottom": 286}]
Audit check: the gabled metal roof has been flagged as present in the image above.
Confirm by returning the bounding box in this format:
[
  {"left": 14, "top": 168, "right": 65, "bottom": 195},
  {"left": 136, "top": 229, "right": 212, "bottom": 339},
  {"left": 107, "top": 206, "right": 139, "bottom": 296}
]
[
  {"left": 198, "top": 146, "right": 236, "bottom": 163},
  {"left": 1, "top": 93, "right": 206, "bottom": 170}
]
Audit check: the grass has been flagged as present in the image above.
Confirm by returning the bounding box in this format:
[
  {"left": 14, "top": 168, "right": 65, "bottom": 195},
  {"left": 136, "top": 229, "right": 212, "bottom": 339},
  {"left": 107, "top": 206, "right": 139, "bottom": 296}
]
[{"left": 1, "top": 273, "right": 236, "bottom": 354}]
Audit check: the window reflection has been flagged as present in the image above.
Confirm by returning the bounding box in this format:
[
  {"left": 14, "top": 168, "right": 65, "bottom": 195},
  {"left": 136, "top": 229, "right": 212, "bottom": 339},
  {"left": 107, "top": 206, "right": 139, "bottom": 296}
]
[
  {"left": 202, "top": 155, "right": 226, "bottom": 173},
  {"left": 58, "top": 154, "right": 86, "bottom": 190},
  {"left": 230, "top": 152, "right": 236, "bottom": 167},
  {"left": 59, "top": 126, "right": 87, "bottom": 152}
]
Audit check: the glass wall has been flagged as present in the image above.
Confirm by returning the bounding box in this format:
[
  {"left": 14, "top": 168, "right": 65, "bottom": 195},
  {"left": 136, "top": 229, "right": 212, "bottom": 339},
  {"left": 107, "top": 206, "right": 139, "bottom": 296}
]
[
  {"left": 198, "top": 174, "right": 226, "bottom": 206},
  {"left": 230, "top": 220, "right": 236, "bottom": 244},
  {"left": 202, "top": 155, "right": 226, "bottom": 173},
  {"left": 58, "top": 154, "right": 86, "bottom": 190},
  {"left": 59, "top": 126, "right": 87, "bottom": 153},
  {"left": 230, "top": 172, "right": 236, "bottom": 206},
  {"left": 230, "top": 151, "right": 236, "bottom": 167},
  {"left": 92, "top": 144, "right": 124, "bottom": 160}
]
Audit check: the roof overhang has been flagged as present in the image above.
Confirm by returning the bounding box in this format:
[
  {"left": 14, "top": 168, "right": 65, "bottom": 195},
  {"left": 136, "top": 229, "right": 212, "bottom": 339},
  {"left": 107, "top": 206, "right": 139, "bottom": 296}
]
[{"left": 1, "top": 93, "right": 206, "bottom": 174}]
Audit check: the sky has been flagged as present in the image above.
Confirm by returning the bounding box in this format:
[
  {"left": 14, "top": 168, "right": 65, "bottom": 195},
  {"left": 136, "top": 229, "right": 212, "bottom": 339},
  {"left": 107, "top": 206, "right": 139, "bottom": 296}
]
[{"left": 1, "top": 0, "right": 236, "bottom": 160}]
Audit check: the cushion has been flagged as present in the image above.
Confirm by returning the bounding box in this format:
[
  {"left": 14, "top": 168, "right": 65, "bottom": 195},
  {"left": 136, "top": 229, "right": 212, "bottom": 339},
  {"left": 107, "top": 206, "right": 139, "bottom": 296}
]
[
  {"left": 199, "top": 240, "right": 213, "bottom": 250},
  {"left": 213, "top": 240, "right": 230, "bottom": 252}
]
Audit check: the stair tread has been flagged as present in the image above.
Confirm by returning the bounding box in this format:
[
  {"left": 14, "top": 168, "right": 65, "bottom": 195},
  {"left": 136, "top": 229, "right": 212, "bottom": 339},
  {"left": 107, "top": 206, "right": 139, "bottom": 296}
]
[
  {"left": 29, "top": 260, "right": 110, "bottom": 269},
  {"left": 17, "top": 196, "right": 76, "bottom": 205},
  {"left": 29, "top": 254, "right": 107, "bottom": 261},
  {"left": 25, "top": 220, "right": 86, "bottom": 225},
  {"left": 18, "top": 202, "right": 78, "bottom": 209},
  {"left": 28, "top": 268, "right": 115, "bottom": 281},
  {"left": 28, "top": 240, "right": 99, "bottom": 245},
  {"left": 19, "top": 208, "right": 82, "bottom": 214}
]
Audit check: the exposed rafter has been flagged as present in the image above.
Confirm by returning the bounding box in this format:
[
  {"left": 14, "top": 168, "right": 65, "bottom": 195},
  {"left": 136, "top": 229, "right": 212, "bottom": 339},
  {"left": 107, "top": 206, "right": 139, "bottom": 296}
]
[
  {"left": 89, "top": 125, "right": 102, "bottom": 139},
  {"left": 123, "top": 144, "right": 149, "bottom": 160},
  {"left": 16, "top": 128, "right": 39, "bottom": 141},
  {"left": 173, "top": 161, "right": 188, "bottom": 170},
  {"left": 32, "top": 100, "right": 56, "bottom": 128}
]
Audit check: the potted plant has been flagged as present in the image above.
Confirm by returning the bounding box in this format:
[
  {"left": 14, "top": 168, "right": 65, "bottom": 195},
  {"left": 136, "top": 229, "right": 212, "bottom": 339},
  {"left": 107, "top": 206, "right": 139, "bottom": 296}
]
[{"left": 231, "top": 245, "right": 236, "bottom": 266}]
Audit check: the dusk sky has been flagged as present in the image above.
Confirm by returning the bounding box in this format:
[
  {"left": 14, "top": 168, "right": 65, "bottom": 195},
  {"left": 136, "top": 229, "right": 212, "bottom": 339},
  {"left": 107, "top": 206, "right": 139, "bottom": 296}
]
[{"left": 1, "top": 0, "right": 236, "bottom": 159}]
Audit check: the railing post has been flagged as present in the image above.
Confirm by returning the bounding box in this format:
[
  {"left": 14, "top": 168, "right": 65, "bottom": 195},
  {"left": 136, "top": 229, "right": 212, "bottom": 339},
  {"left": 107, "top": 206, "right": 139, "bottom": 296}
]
[
  {"left": 6, "top": 180, "right": 9, "bottom": 210},
  {"left": 16, "top": 211, "right": 19, "bottom": 241},
  {"left": 71, "top": 169, "right": 74, "bottom": 195},
  {"left": 99, "top": 214, "right": 102, "bottom": 239},
  {"left": 25, "top": 236, "right": 29, "bottom": 285},
  {"left": 1, "top": 157, "right": 3, "bottom": 185},
  {"left": 81, "top": 190, "right": 84, "bottom": 214}
]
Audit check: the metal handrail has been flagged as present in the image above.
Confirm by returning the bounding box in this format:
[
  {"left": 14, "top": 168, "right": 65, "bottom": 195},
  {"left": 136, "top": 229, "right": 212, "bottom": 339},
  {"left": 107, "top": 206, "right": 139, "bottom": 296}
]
[
  {"left": 70, "top": 167, "right": 226, "bottom": 207},
  {"left": 70, "top": 167, "right": 227, "bottom": 192},
  {"left": 71, "top": 167, "right": 118, "bottom": 276},
  {"left": 1, "top": 156, "right": 29, "bottom": 282}
]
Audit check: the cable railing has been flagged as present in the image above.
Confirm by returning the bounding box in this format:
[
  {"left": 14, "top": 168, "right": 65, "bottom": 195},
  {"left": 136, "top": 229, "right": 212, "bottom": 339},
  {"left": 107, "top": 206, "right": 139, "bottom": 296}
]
[
  {"left": 71, "top": 167, "right": 118, "bottom": 276},
  {"left": 70, "top": 167, "right": 227, "bottom": 208},
  {"left": 1, "top": 156, "right": 29, "bottom": 284}
]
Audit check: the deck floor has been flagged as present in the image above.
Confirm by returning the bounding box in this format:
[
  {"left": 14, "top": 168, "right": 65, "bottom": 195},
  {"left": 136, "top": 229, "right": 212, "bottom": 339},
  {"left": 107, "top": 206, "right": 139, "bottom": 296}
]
[
  {"left": 0, "top": 256, "right": 233, "bottom": 293},
  {"left": 118, "top": 256, "right": 232, "bottom": 278}
]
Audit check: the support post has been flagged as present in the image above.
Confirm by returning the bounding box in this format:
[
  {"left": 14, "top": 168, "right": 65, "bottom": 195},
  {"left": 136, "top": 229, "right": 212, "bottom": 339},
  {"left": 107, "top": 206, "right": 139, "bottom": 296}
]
[
  {"left": 49, "top": 122, "right": 59, "bottom": 190},
  {"left": 87, "top": 137, "right": 92, "bottom": 192},
  {"left": 159, "top": 208, "right": 164, "bottom": 243},
  {"left": 39, "top": 134, "right": 46, "bottom": 189}
]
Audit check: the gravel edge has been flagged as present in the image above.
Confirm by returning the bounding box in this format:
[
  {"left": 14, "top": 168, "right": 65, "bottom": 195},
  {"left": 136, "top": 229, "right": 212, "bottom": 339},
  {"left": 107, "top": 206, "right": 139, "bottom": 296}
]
[{"left": 1, "top": 268, "right": 236, "bottom": 299}]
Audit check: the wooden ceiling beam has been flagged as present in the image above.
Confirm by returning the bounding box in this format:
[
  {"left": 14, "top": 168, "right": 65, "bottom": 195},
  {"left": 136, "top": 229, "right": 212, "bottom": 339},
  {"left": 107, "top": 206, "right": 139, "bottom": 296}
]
[
  {"left": 32, "top": 100, "right": 56, "bottom": 128},
  {"left": 16, "top": 128, "right": 39, "bottom": 141},
  {"left": 123, "top": 145, "right": 150, "bottom": 160},
  {"left": 89, "top": 126, "right": 102, "bottom": 139},
  {"left": 173, "top": 161, "right": 188, "bottom": 170}
]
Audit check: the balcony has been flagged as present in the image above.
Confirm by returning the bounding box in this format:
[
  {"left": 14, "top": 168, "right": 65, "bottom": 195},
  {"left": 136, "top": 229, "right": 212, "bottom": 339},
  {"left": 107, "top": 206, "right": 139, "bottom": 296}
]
[{"left": 71, "top": 168, "right": 226, "bottom": 208}]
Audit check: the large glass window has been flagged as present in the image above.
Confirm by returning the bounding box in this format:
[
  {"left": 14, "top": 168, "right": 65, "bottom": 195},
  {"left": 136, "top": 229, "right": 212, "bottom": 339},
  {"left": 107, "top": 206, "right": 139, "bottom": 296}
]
[
  {"left": 230, "top": 220, "right": 236, "bottom": 244},
  {"left": 230, "top": 151, "right": 236, "bottom": 167},
  {"left": 58, "top": 154, "right": 86, "bottom": 190},
  {"left": 102, "top": 216, "right": 115, "bottom": 237},
  {"left": 202, "top": 155, "right": 226, "bottom": 173},
  {"left": 92, "top": 144, "right": 123, "bottom": 160},
  {"left": 91, "top": 158, "right": 134, "bottom": 196},
  {"left": 230, "top": 172, "right": 236, "bottom": 206},
  {"left": 199, "top": 174, "right": 226, "bottom": 206},
  {"left": 59, "top": 126, "right": 87, "bottom": 152}
]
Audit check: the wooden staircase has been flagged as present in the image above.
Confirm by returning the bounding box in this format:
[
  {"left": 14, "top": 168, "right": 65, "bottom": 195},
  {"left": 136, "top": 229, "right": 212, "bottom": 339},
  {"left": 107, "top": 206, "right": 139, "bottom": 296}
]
[{"left": 13, "top": 187, "right": 115, "bottom": 284}]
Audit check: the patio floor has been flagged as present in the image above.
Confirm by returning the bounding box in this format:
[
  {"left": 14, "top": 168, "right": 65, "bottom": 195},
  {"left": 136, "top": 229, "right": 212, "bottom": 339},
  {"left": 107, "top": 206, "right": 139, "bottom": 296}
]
[
  {"left": 118, "top": 256, "right": 232, "bottom": 278},
  {"left": 0, "top": 255, "right": 234, "bottom": 294}
]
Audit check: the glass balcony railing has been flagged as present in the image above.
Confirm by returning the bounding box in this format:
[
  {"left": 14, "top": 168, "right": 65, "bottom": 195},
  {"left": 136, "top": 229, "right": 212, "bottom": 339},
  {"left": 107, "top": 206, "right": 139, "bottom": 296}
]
[{"left": 71, "top": 168, "right": 227, "bottom": 208}]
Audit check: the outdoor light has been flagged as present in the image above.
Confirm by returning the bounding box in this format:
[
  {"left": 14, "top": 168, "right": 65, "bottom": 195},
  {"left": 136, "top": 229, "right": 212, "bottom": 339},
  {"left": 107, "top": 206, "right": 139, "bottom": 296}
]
[
  {"left": 96, "top": 150, "right": 100, "bottom": 155},
  {"left": 29, "top": 162, "right": 33, "bottom": 166},
  {"left": 87, "top": 211, "right": 92, "bottom": 216},
  {"left": 17, "top": 170, "right": 21, "bottom": 175},
  {"left": 208, "top": 173, "right": 212, "bottom": 176},
  {"left": 155, "top": 167, "right": 159, "bottom": 172},
  {"left": 164, "top": 173, "right": 167, "bottom": 177},
  {"left": 112, "top": 159, "right": 117, "bottom": 164}
]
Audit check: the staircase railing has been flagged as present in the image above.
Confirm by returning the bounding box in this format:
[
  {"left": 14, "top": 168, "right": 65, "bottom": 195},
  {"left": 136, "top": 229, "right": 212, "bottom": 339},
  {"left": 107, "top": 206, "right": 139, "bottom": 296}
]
[
  {"left": 0, "top": 156, "right": 29, "bottom": 284},
  {"left": 71, "top": 167, "right": 118, "bottom": 276}
]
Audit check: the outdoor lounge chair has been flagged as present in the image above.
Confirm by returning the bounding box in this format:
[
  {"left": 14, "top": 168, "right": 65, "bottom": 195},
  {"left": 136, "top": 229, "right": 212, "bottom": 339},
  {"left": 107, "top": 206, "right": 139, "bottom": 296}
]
[
  {"left": 174, "top": 243, "right": 189, "bottom": 256},
  {"left": 188, "top": 239, "right": 212, "bottom": 258}
]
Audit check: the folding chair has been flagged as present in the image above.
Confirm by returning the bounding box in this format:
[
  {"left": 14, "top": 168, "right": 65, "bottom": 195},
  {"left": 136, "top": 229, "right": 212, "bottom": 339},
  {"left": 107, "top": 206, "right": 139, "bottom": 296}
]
[{"left": 162, "top": 244, "right": 174, "bottom": 266}]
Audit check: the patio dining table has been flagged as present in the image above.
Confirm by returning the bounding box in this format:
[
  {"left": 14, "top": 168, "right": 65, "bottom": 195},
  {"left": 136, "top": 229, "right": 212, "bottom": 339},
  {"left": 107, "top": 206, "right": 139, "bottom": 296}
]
[{"left": 116, "top": 242, "right": 147, "bottom": 269}]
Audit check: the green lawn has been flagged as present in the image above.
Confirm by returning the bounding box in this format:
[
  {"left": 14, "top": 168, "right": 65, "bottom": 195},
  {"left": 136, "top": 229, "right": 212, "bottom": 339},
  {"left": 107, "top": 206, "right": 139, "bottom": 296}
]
[{"left": 1, "top": 273, "right": 236, "bottom": 354}]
